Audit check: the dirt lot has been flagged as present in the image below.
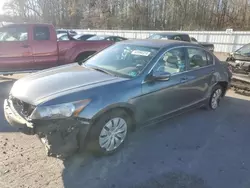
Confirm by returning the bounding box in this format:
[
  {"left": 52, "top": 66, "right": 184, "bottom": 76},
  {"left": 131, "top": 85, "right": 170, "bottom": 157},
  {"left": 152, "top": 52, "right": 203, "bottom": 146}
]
[{"left": 1, "top": 53, "right": 250, "bottom": 188}]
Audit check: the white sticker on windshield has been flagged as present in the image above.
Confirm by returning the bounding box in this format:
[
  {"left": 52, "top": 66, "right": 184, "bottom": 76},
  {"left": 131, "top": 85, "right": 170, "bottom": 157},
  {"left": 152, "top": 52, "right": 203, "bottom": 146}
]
[{"left": 131, "top": 50, "right": 151, "bottom": 56}]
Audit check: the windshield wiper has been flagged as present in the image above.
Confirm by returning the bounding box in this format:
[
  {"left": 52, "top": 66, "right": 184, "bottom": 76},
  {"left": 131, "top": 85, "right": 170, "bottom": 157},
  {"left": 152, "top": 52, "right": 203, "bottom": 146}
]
[{"left": 88, "top": 66, "right": 115, "bottom": 76}]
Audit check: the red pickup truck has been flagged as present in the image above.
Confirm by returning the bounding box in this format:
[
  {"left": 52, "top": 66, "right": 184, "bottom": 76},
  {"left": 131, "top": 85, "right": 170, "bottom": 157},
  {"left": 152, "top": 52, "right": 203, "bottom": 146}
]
[{"left": 0, "top": 23, "right": 114, "bottom": 74}]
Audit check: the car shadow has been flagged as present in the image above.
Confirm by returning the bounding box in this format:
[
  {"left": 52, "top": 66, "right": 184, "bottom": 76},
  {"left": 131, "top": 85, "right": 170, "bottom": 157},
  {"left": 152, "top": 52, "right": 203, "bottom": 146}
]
[
  {"left": 0, "top": 77, "right": 18, "bottom": 132},
  {"left": 62, "top": 94, "right": 250, "bottom": 188}
]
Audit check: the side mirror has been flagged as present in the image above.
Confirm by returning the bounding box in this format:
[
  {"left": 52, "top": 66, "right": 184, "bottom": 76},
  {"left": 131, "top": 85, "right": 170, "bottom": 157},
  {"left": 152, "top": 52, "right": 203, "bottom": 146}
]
[
  {"left": 153, "top": 71, "right": 171, "bottom": 81},
  {"left": 145, "top": 71, "right": 171, "bottom": 82}
]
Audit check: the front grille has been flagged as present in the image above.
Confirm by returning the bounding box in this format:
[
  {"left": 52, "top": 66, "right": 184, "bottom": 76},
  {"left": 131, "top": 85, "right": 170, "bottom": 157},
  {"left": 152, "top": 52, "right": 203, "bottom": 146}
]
[{"left": 10, "top": 97, "right": 35, "bottom": 118}]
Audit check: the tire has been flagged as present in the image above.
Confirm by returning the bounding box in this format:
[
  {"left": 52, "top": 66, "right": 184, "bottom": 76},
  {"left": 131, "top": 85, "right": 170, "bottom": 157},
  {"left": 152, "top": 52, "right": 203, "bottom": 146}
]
[
  {"left": 207, "top": 85, "right": 223, "bottom": 110},
  {"left": 86, "top": 110, "right": 131, "bottom": 156}
]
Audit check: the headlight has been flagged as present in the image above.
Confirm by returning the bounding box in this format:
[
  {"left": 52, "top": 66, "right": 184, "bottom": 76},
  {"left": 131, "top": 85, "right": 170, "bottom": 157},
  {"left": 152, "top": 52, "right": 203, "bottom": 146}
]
[{"left": 29, "top": 99, "right": 91, "bottom": 120}]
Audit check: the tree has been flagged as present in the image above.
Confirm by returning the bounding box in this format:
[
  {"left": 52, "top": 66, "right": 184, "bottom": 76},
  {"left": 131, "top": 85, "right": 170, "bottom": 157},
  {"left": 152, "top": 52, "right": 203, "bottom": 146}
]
[{"left": 2, "top": 0, "right": 250, "bottom": 30}]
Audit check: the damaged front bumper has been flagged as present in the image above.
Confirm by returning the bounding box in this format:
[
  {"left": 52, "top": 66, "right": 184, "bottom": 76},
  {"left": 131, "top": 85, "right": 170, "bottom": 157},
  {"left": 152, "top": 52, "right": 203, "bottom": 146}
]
[
  {"left": 35, "top": 119, "right": 91, "bottom": 158},
  {"left": 4, "top": 99, "right": 91, "bottom": 159},
  {"left": 4, "top": 99, "right": 34, "bottom": 134}
]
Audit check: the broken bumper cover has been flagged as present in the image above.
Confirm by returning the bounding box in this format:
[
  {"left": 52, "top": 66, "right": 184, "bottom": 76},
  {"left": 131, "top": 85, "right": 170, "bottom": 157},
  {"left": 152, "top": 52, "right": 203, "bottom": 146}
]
[
  {"left": 4, "top": 99, "right": 34, "bottom": 135},
  {"left": 35, "top": 119, "right": 91, "bottom": 158},
  {"left": 4, "top": 99, "right": 91, "bottom": 158}
]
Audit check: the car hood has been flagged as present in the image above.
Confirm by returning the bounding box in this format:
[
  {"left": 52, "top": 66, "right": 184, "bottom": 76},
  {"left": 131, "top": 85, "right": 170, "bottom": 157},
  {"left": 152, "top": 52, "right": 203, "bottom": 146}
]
[
  {"left": 10, "top": 64, "right": 122, "bottom": 105},
  {"left": 231, "top": 53, "right": 250, "bottom": 61}
]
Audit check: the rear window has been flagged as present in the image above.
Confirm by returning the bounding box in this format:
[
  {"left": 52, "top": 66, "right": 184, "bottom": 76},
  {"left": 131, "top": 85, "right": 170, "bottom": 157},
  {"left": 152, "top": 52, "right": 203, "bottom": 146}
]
[
  {"left": 34, "top": 26, "right": 50, "bottom": 40},
  {"left": 180, "top": 35, "right": 191, "bottom": 42},
  {"left": 148, "top": 34, "right": 168, "bottom": 40},
  {"left": 207, "top": 52, "right": 214, "bottom": 65},
  {"left": 87, "top": 36, "right": 106, "bottom": 41}
]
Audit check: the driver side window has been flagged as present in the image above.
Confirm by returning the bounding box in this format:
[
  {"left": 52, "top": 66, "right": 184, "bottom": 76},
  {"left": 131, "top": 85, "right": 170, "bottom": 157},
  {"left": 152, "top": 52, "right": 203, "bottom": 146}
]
[{"left": 153, "top": 48, "right": 186, "bottom": 75}]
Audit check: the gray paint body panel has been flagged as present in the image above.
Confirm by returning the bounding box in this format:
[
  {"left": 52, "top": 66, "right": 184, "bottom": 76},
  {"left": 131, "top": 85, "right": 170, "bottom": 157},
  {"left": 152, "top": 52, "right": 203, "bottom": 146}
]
[{"left": 9, "top": 41, "right": 230, "bottom": 126}]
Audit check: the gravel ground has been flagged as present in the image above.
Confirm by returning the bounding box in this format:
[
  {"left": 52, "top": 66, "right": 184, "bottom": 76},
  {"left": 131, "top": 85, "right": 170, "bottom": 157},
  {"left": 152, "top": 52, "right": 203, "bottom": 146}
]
[{"left": 1, "top": 53, "right": 250, "bottom": 188}]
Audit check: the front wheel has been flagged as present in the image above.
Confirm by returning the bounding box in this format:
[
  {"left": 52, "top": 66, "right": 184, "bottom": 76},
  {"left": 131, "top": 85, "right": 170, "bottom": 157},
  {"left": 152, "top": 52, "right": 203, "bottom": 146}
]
[
  {"left": 208, "top": 85, "right": 223, "bottom": 110},
  {"left": 86, "top": 110, "right": 131, "bottom": 155}
]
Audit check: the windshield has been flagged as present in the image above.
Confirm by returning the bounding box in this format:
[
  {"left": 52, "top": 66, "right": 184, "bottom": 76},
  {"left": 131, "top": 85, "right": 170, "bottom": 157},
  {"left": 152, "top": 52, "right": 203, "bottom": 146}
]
[
  {"left": 87, "top": 35, "right": 106, "bottom": 41},
  {"left": 148, "top": 34, "right": 168, "bottom": 40},
  {"left": 235, "top": 44, "right": 250, "bottom": 56},
  {"left": 85, "top": 44, "right": 159, "bottom": 78},
  {"left": 73, "top": 34, "right": 82, "bottom": 39},
  {"left": 57, "top": 33, "right": 70, "bottom": 41}
]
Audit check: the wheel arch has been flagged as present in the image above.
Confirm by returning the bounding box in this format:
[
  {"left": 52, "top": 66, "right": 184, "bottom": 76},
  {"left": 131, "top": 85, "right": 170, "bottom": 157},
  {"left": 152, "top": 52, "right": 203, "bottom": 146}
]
[
  {"left": 217, "top": 81, "right": 228, "bottom": 97},
  {"left": 91, "top": 103, "right": 137, "bottom": 131},
  {"left": 206, "top": 80, "right": 229, "bottom": 99},
  {"left": 75, "top": 51, "right": 97, "bottom": 62}
]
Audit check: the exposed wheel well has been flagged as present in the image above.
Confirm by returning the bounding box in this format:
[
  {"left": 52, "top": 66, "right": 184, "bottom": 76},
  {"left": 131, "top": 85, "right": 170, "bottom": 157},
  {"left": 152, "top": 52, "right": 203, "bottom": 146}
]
[
  {"left": 75, "top": 51, "right": 96, "bottom": 62},
  {"left": 93, "top": 107, "right": 137, "bottom": 131},
  {"left": 217, "top": 81, "right": 228, "bottom": 97}
]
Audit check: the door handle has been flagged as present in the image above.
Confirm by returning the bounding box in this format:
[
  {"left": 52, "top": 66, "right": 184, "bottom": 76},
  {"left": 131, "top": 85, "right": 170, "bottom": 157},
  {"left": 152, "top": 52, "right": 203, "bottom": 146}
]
[
  {"left": 180, "top": 77, "right": 188, "bottom": 83},
  {"left": 21, "top": 44, "right": 29, "bottom": 48}
]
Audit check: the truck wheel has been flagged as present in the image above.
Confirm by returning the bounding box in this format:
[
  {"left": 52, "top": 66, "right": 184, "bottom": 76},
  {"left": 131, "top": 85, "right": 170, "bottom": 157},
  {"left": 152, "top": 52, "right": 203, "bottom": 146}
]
[
  {"left": 86, "top": 110, "right": 131, "bottom": 156},
  {"left": 75, "top": 52, "right": 96, "bottom": 63}
]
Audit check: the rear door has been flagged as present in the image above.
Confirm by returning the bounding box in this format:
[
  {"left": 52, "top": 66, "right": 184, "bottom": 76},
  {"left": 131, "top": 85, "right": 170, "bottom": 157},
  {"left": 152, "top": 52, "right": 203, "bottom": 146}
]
[
  {"left": 184, "top": 47, "right": 215, "bottom": 103},
  {"left": 31, "top": 25, "right": 58, "bottom": 69},
  {"left": 0, "top": 25, "right": 33, "bottom": 72}
]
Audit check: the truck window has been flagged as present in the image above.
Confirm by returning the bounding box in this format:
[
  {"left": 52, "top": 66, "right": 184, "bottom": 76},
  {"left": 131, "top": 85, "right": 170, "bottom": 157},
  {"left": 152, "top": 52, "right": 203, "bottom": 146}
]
[
  {"left": 34, "top": 26, "right": 50, "bottom": 40},
  {"left": 0, "top": 26, "right": 28, "bottom": 42}
]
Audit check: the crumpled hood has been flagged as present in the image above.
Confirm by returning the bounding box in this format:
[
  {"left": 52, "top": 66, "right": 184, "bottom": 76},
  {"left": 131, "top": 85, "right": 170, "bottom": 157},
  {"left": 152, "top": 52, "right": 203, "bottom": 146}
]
[{"left": 10, "top": 64, "right": 120, "bottom": 105}]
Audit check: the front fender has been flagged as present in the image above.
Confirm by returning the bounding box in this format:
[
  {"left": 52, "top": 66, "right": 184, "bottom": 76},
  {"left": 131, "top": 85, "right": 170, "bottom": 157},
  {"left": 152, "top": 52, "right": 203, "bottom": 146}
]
[{"left": 78, "top": 102, "right": 136, "bottom": 123}]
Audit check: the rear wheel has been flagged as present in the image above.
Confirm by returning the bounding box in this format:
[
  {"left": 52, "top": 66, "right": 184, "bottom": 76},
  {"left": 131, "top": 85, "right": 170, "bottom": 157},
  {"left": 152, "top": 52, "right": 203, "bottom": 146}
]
[
  {"left": 86, "top": 110, "right": 131, "bottom": 155},
  {"left": 208, "top": 85, "right": 223, "bottom": 110}
]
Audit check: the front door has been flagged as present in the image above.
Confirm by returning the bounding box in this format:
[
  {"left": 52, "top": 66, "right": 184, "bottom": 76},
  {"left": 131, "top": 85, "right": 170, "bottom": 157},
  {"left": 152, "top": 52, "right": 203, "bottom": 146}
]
[
  {"left": 0, "top": 25, "right": 33, "bottom": 72},
  {"left": 31, "top": 26, "right": 58, "bottom": 69},
  {"left": 140, "top": 47, "right": 192, "bottom": 122}
]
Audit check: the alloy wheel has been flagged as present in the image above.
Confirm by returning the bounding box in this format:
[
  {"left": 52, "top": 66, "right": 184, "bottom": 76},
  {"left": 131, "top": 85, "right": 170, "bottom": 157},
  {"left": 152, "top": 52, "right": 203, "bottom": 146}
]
[{"left": 211, "top": 88, "right": 222, "bottom": 109}]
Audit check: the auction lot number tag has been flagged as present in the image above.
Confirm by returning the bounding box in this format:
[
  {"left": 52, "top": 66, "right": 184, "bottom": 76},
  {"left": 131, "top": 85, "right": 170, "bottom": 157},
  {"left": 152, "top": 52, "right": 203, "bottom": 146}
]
[{"left": 131, "top": 50, "right": 151, "bottom": 56}]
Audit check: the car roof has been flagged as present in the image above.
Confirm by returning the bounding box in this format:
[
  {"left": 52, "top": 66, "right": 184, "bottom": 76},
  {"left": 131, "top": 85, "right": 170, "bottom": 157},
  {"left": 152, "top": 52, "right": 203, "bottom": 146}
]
[
  {"left": 57, "top": 33, "right": 67, "bottom": 37},
  {"left": 95, "top": 35, "right": 123, "bottom": 38},
  {"left": 119, "top": 39, "right": 198, "bottom": 48},
  {"left": 76, "top": 34, "right": 95, "bottom": 36},
  {"left": 151, "top": 32, "right": 189, "bottom": 36}
]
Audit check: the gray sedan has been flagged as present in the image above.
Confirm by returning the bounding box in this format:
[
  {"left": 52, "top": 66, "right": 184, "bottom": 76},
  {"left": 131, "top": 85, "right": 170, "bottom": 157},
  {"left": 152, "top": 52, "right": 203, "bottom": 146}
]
[{"left": 4, "top": 40, "right": 231, "bottom": 158}]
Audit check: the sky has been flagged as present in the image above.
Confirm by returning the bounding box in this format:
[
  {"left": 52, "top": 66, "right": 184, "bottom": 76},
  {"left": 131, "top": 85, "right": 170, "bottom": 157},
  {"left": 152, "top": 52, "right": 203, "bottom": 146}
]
[{"left": 0, "top": 0, "right": 8, "bottom": 15}]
